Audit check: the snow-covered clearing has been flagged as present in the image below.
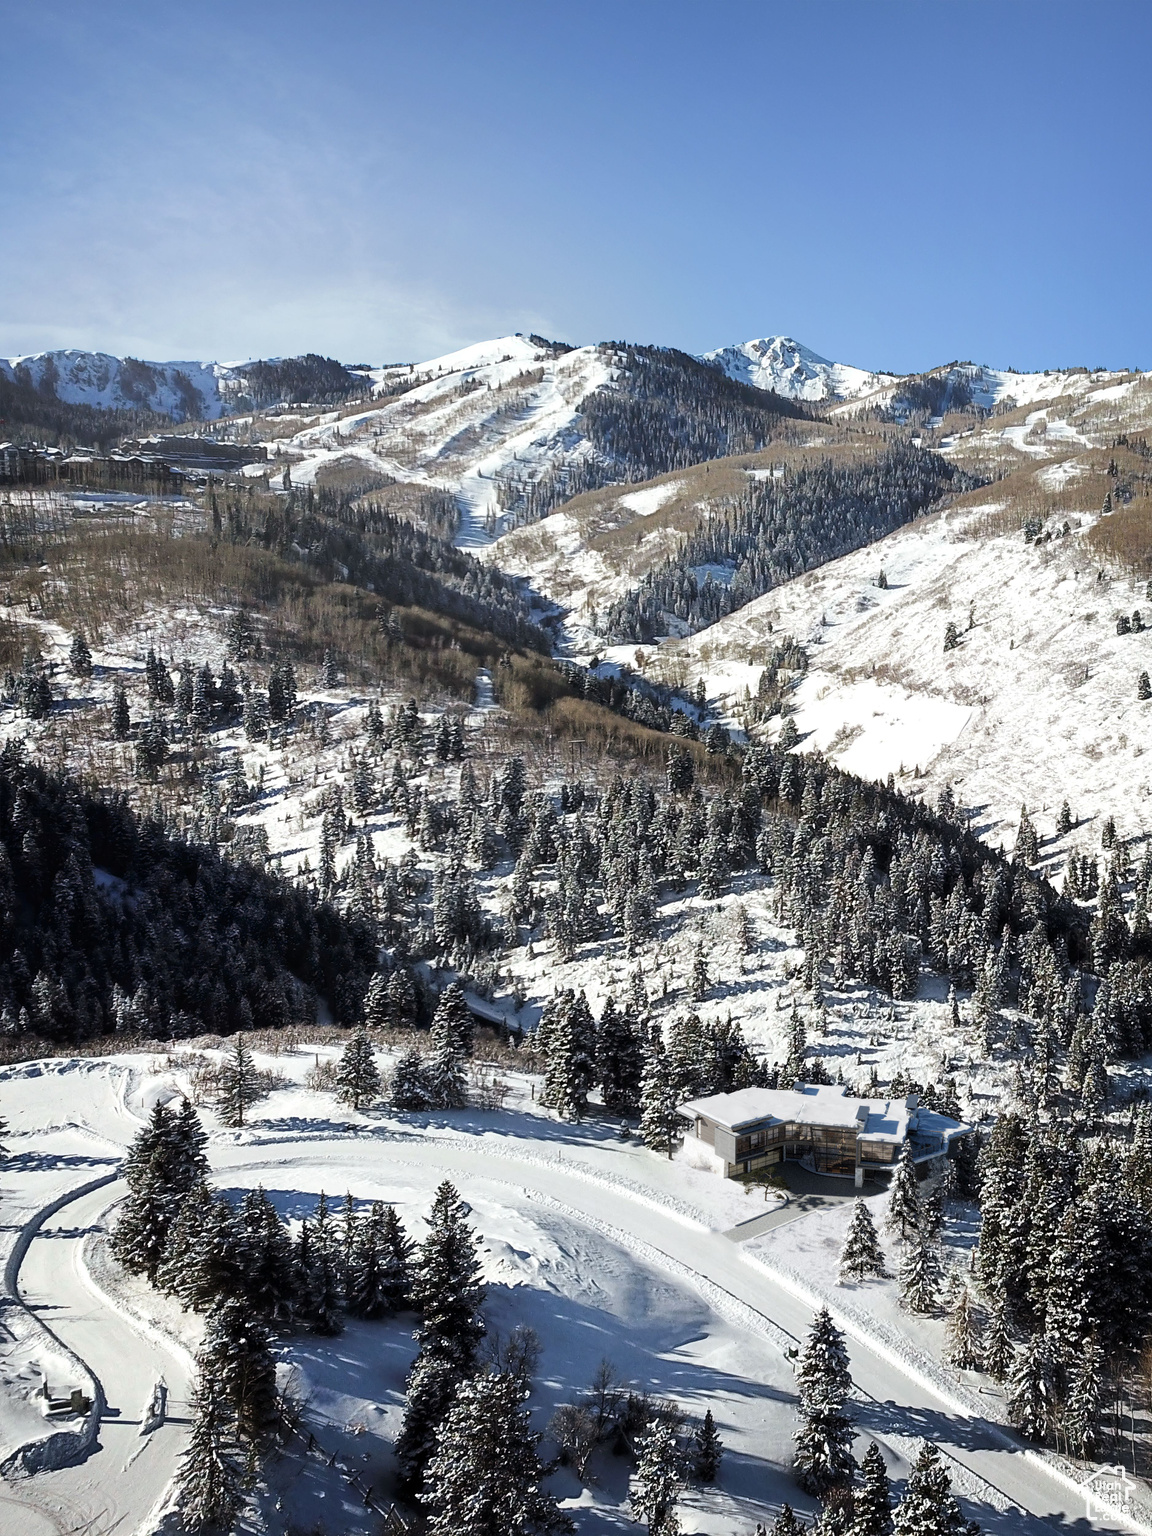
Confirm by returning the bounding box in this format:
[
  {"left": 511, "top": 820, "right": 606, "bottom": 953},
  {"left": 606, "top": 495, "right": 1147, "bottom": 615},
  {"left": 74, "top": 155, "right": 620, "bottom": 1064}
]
[{"left": 0, "top": 1050, "right": 1138, "bottom": 1536}]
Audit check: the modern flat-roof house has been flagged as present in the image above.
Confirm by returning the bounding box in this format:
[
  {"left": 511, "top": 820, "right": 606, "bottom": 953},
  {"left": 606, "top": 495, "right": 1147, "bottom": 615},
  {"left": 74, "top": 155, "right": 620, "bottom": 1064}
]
[{"left": 679, "top": 1081, "right": 971, "bottom": 1187}]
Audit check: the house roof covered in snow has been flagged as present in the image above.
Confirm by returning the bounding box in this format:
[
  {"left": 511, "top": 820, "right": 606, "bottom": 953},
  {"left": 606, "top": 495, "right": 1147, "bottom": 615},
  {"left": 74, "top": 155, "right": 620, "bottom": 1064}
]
[{"left": 678, "top": 1081, "right": 968, "bottom": 1146}]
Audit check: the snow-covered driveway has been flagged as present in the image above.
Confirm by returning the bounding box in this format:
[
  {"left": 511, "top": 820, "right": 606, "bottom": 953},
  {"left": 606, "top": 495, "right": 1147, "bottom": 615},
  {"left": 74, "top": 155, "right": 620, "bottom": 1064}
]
[{"left": 4, "top": 1181, "right": 192, "bottom": 1536}]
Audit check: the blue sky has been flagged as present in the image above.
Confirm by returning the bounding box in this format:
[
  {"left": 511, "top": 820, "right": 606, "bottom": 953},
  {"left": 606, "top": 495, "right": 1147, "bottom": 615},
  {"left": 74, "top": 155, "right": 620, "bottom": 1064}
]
[{"left": 1, "top": 1, "right": 1149, "bottom": 372}]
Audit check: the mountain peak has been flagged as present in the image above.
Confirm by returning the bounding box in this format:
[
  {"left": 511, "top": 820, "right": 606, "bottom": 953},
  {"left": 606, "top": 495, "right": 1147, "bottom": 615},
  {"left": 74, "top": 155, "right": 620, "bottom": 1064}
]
[{"left": 701, "top": 334, "right": 897, "bottom": 402}]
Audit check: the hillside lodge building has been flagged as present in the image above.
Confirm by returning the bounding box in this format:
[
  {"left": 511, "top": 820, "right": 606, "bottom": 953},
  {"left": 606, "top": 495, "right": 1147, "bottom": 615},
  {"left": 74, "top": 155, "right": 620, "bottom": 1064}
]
[{"left": 678, "top": 1081, "right": 971, "bottom": 1187}]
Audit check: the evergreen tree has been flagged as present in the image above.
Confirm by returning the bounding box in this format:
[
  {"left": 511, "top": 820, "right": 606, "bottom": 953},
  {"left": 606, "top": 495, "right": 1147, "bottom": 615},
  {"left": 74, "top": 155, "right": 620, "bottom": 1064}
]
[
  {"left": 363, "top": 970, "right": 390, "bottom": 1030},
  {"left": 1140, "top": 671, "right": 1152, "bottom": 702},
  {"left": 981, "top": 1298, "right": 1014, "bottom": 1383},
  {"left": 542, "top": 991, "right": 597, "bottom": 1121},
  {"left": 1007, "top": 1336, "right": 1054, "bottom": 1443},
  {"left": 395, "top": 1350, "right": 462, "bottom": 1499},
  {"left": 886, "top": 1143, "right": 921, "bottom": 1241},
  {"left": 839, "top": 1201, "right": 886, "bottom": 1284},
  {"left": 235, "top": 1186, "right": 295, "bottom": 1331},
  {"left": 295, "top": 1192, "right": 343, "bottom": 1336},
  {"left": 773, "top": 1506, "right": 807, "bottom": 1536},
  {"left": 853, "top": 1441, "right": 894, "bottom": 1536},
  {"left": 111, "top": 1148, "right": 178, "bottom": 1285},
  {"left": 197, "top": 1295, "right": 278, "bottom": 1446},
  {"left": 174, "top": 1371, "right": 244, "bottom": 1536},
  {"left": 412, "top": 1180, "right": 486, "bottom": 1367},
  {"left": 334, "top": 1030, "right": 381, "bottom": 1110},
  {"left": 392, "top": 1049, "right": 432, "bottom": 1110},
  {"left": 1063, "top": 1340, "right": 1104, "bottom": 1459},
  {"left": 217, "top": 1035, "right": 264, "bottom": 1127},
  {"left": 690, "top": 1407, "right": 723, "bottom": 1483},
  {"left": 691, "top": 945, "right": 710, "bottom": 1001},
  {"left": 891, "top": 1442, "right": 965, "bottom": 1536},
  {"left": 422, "top": 1371, "right": 572, "bottom": 1536},
  {"left": 349, "top": 1201, "right": 413, "bottom": 1317},
  {"left": 160, "top": 1187, "right": 243, "bottom": 1312},
  {"left": 899, "top": 1225, "right": 942, "bottom": 1314},
  {"left": 598, "top": 999, "right": 644, "bottom": 1117},
  {"left": 388, "top": 966, "right": 419, "bottom": 1028},
  {"left": 640, "top": 1034, "right": 683, "bottom": 1157},
  {"left": 629, "top": 1417, "right": 684, "bottom": 1536},
  {"left": 111, "top": 1100, "right": 178, "bottom": 1283},
  {"left": 794, "top": 1307, "right": 856, "bottom": 1496},
  {"left": 944, "top": 1284, "right": 981, "bottom": 1370},
  {"left": 112, "top": 683, "right": 131, "bottom": 740},
  {"left": 426, "top": 983, "right": 473, "bottom": 1108},
  {"left": 69, "top": 632, "right": 93, "bottom": 678}
]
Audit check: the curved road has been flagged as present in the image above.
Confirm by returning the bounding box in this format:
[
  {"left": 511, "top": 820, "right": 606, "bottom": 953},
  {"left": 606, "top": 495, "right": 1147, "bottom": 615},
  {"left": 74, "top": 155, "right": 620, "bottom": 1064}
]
[
  {"left": 6, "top": 1134, "right": 1133, "bottom": 1536},
  {"left": 4, "top": 1183, "right": 192, "bottom": 1536}
]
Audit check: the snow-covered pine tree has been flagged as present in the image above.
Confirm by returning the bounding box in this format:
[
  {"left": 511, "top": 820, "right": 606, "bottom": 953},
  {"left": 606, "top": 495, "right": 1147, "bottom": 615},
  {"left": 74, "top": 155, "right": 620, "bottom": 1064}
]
[
  {"left": 772, "top": 1506, "right": 806, "bottom": 1536},
  {"left": 838, "top": 1200, "right": 886, "bottom": 1284},
  {"left": 363, "top": 971, "right": 390, "bottom": 1031},
  {"left": 197, "top": 1294, "right": 278, "bottom": 1446},
  {"left": 981, "top": 1297, "right": 1013, "bottom": 1382},
  {"left": 111, "top": 1099, "right": 192, "bottom": 1284},
  {"left": 690, "top": 946, "right": 710, "bottom": 1001},
  {"left": 797, "top": 1307, "right": 852, "bottom": 1415},
  {"left": 629, "top": 1416, "right": 685, "bottom": 1536},
  {"left": 690, "top": 1407, "right": 723, "bottom": 1483},
  {"left": 160, "top": 1188, "right": 242, "bottom": 1313},
  {"left": 541, "top": 991, "right": 596, "bottom": 1121},
  {"left": 422, "top": 1370, "right": 572, "bottom": 1536},
  {"left": 899, "top": 1225, "right": 942, "bottom": 1314},
  {"left": 395, "top": 1350, "right": 463, "bottom": 1499},
  {"left": 295, "top": 1192, "right": 343, "bottom": 1336},
  {"left": 886, "top": 1143, "right": 921, "bottom": 1240},
  {"left": 794, "top": 1307, "right": 856, "bottom": 1496},
  {"left": 339, "top": 1191, "right": 359, "bottom": 1300},
  {"left": 598, "top": 998, "right": 644, "bottom": 1117},
  {"left": 69, "top": 632, "right": 93, "bottom": 677},
  {"left": 426, "top": 983, "right": 473, "bottom": 1108},
  {"left": 110, "top": 1152, "right": 177, "bottom": 1285},
  {"left": 217, "top": 1035, "right": 265, "bottom": 1128},
  {"left": 235, "top": 1186, "right": 295, "bottom": 1331},
  {"left": 391, "top": 1048, "right": 432, "bottom": 1110},
  {"left": 1063, "top": 1339, "right": 1104, "bottom": 1459},
  {"left": 174, "top": 1371, "right": 244, "bottom": 1535},
  {"left": 334, "top": 1030, "right": 381, "bottom": 1110},
  {"left": 891, "top": 1442, "right": 965, "bottom": 1536},
  {"left": 112, "top": 683, "right": 131, "bottom": 740},
  {"left": 412, "top": 1180, "right": 486, "bottom": 1367},
  {"left": 853, "top": 1440, "right": 894, "bottom": 1536},
  {"left": 944, "top": 1283, "right": 981, "bottom": 1370},
  {"left": 639, "top": 1034, "right": 683, "bottom": 1157},
  {"left": 387, "top": 966, "right": 419, "bottom": 1028},
  {"left": 1007, "top": 1335, "right": 1055, "bottom": 1443}
]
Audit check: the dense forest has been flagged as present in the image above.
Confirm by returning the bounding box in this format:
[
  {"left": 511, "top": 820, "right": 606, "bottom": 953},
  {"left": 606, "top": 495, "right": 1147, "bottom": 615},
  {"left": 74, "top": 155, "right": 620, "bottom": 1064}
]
[
  {"left": 229, "top": 354, "right": 366, "bottom": 412},
  {"left": 0, "top": 745, "right": 376, "bottom": 1041},
  {"left": 606, "top": 444, "right": 978, "bottom": 640}
]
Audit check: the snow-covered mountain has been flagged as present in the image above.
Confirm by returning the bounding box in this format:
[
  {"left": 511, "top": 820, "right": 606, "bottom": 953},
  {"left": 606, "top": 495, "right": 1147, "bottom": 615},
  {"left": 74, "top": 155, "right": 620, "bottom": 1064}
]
[
  {"left": 702, "top": 335, "right": 898, "bottom": 402},
  {"left": 0, "top": 348, "right": 368, "bottom": 422},
  {"left": 1, "top": 350, "right": 247, "bottom": 421}
]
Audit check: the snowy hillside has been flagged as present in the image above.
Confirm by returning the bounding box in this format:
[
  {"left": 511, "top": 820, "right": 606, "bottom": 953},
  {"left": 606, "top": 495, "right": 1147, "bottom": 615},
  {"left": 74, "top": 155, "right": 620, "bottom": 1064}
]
[
  {"left": 640, "top": 447, "right": 1152, "bottom": 856},
  {"left": 702, "top": 335, "right": 897, "bottom": 402},
  {"left": 1, "top": 349, "right": 368, "bottom": 423}
]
